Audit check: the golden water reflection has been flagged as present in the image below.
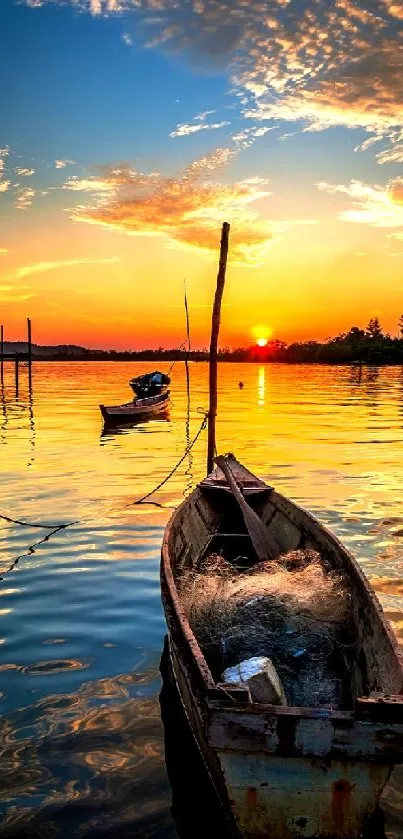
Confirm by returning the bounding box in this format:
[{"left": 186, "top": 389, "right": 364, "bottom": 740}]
[{"left": 258, "top": 365, "right": 265, "bottom": 406}]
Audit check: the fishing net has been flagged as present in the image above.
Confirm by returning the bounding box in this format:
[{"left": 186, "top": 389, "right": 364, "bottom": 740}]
[{"left": 180, "top": 550, "right": 355, "bottom": 708}]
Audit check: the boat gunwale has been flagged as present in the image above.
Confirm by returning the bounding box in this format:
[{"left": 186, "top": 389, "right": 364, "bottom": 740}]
[{"left": 161, "top": 465, "right": 403, "bottom": 715}]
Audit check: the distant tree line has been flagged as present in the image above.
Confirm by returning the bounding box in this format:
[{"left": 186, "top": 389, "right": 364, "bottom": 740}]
[{"left": 12, "top": 316, "right": 403, "bottom": 364}]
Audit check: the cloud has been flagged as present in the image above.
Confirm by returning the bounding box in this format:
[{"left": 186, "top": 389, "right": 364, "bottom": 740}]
[
  {"left": 170, "top": 120, "right": 230, "bottom": 138},
  {"left": 231, "top": 125, "right": 273, "bottom": 150},
  {"left": 63, "top": 176, "right": 117, "bottom": 192},
  {"left": 65, "top": 149, "right": 274, "bottom": 265},
  {"left": 0, "top": 249, "right": 9, "bottom": 256},
  {"left": 55, "top": 159, "right": 75, "bottom": 169},
  {"left": 15, "top": 188, "right": 35, "bottom": 210},
  {"left": 317, "top": 178, "right": 403, "bottom": 227},
  {"left": 0, "top": 148, "right": 10, "bottom": 188},
  {"left": 0, "top": 147, "right": 9, "bottom": 177},
  {"left": 13, "top": 256, "right": 119, "bottom": 279},
  {"left": 24, "top": 1, "right": 402, "bottom": 158},
  {"left": 122, "top": 32, "right": 133, "bottom": 46},
  {"left": 15, "top": 167, "right": 35, "bottom": 177},
  {"left": 376, "top": 142, "right": 403, "bottom": 164}
]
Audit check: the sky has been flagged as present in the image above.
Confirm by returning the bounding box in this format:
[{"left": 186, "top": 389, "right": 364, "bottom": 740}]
[{"left": 1, "top": 0, "right": 402, "bottom": 350}]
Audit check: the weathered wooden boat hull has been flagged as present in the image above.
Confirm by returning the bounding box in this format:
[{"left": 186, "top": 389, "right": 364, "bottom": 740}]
[
  {"left": 100, "top": 391, "right": 170, "bottom": 425},
  {"left": 161, "top": 457, "right": 403, "bottom": 839}
]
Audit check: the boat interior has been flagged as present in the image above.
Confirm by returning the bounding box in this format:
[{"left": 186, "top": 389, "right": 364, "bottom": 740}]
[{"left": 167, "top": 464, "right": 403, "bottom": 711}]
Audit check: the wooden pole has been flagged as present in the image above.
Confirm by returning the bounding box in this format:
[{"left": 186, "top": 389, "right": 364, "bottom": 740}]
[
  {"left": 0, "top": 325, "right": 3, "bottom": 384},
  {"left": 27, "top": 317, "right": 32, "bottom": 389},
  {"left": 15, "top": 357, "right": 19, "bottom": 397},
  {"left": 207, "top": 222, "right": 230, "bottom": 475}
]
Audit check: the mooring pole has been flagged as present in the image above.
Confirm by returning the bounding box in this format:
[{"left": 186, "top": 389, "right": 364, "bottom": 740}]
[
  {"left": 15, "top": 357, "right": 19, "bottom": 397},
  {"left": 0, "top": 324, "right": 3, "bottom": 384},
  {"left": 207, "top": 222, "right": 230, "bottom": 475},
  {"left": 27, "top": 317, "right": 32, "bottom": 389}
]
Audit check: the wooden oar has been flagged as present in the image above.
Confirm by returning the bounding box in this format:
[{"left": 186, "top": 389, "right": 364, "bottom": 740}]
[{"left": 215, "top": 455, "right": 280, "bottom": 561}]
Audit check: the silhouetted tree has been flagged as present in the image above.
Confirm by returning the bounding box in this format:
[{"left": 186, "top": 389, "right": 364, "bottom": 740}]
[{"left": 366, "top": 317, "right": 382, "bottom": 338}]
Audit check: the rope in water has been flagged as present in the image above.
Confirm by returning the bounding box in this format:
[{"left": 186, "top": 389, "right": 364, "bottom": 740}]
[{"left": 0, "top": 410, "right": 209, "bottom": 578}]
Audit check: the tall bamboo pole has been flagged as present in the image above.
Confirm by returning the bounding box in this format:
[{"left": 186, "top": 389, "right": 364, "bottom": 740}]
[{"left": 207, "top": 222, "right": 230, "bottom": 475}]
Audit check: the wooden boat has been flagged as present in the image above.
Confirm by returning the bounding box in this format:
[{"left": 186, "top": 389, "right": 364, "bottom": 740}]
[
  {"left": 99, "top": 390, "right": 170, "bottom": 425},
  {"left": 161, "top": 453, "right": 403, "bottom": 839},
  {"left": 129, "top": 370, "right": 170, "bottom": 398}
]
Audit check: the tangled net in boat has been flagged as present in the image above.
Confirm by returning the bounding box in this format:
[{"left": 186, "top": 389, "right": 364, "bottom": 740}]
[{"left": 179, "top": 550, "right": 354, "bottom": 708}]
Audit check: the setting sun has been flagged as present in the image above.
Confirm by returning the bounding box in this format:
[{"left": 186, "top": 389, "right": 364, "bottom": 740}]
[{"left": 252, "top": 325, "right": 273, "bottom": 347}]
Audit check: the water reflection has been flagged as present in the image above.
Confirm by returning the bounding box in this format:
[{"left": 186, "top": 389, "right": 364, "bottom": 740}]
[
  {"left": 0, "top": 370, "right": 36, "bottom": 467},
  {"left": 0, "top": 382, "right": 7, "bottom": 445},
  {"left": 0, "top": 668, "right": 176, "bottom": 838},
  {"left": 27, "top": 375, "right": 35, "bottom": 468},
  {"left": 257, "top": 365, "right": 265, "bottom": 406},
  {"left": 100, "top": 413, "right": 170, "bottom": 442},
  {"left": 1, "top": 362, "right": 403, "bottom": 837}
]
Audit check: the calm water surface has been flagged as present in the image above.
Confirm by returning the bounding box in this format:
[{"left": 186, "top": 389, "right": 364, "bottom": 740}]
[{"left": 1, "top": 361, "right": 403, "bottom": 837}]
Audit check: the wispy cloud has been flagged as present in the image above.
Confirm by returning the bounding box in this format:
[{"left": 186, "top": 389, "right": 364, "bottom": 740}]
[
  {"left": 65, "top": 149, "right": 274, "bottom": 265},
  {"left": 13, "top": 256, "right": 119, "bottom": 279},
  {"left": 170, "top": 120, "right": 230, "bottom": 138},
  {"left": 170, "top": 109, "right": 229, "bottom": 138},
  {"left": 0, "top": 249, "right": 9, "bottom": 256},
  {"left": 63, "top": 176, "right": 117, "bottom": 192},
  {"left": 0, "top": 181, "right": 11, "bottom": 193},
  {"left": 55, "top": 159, "right": 75, "bottom": 169},
  {"left": 0, "top": 147, "right": 9, "bottom": 178},
  {"left": 15, "top": 188, "right": 35, "bottom": 210},
  {"left": 232, "top": 125, "right": 273, "bottom": 150},
  {"left": 15, "top": 167, "right": 35, "bottom": 177},
  {"left": 317, "top": 178, "right": 403, "bottom": 228},
  {"left": 0, "top": 284, "right": 34, "bottom": 302},
  {"left": 122, "top": 32, "right": 133, "bottom": 46}
]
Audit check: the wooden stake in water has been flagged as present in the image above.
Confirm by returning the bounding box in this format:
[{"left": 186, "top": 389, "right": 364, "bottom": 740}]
[
  {"left": 207, "top": 222, "right": 230, "bottom": 475},
  {"left": 27, "top": 317, "right": 32, "bottom": 389},
  {"left": 0, "top": 324, "right": 3, "bottom": 385}
]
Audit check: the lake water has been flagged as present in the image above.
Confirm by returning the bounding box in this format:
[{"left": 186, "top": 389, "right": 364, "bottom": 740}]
[{"left": 0, "top": 361, "right": 403, "bottom": 837}]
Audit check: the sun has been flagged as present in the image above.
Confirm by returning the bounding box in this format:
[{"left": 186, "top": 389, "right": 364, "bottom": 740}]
[{"left": 252, "top": 325, "right": 273, "bottom": 347}]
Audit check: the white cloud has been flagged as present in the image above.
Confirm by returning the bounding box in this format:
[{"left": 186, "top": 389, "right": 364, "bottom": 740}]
[
  {"left": 122, "top": 32, "right": 133, "bottom": 45},
  {"left": 170, "top": 120, "right": 230, "bottom": 138},
  {"left": 15, "top": 188, "right": 35, "bottom": 210},
  {"left": 0, "top": 147, "right": 10, "bottom": 181},
  {"left": 232, "top": 125, "right": 273, "bottom": 149},
  {"left": 0, "top": 181, "right": 11, "bottom": 193},
  {"left": 317, "top": 178, "right": 403, "bottom": 228},
  {"left": 55, "top": 159, "right": 75, "bottom": 169},
  {"left": 15, "top": 167, "right": 35, "bottom": 177}
]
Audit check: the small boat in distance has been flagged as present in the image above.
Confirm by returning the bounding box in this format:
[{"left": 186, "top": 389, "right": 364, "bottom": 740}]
[
  {"left": 161, "top": 454, "right": 403, "bottom": 839},
  {"left": 100, "top": 390, "right": 170, "bottom": 426},
  {"left": 129, "top": 370, "right": 170, "bottom": 398}
]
